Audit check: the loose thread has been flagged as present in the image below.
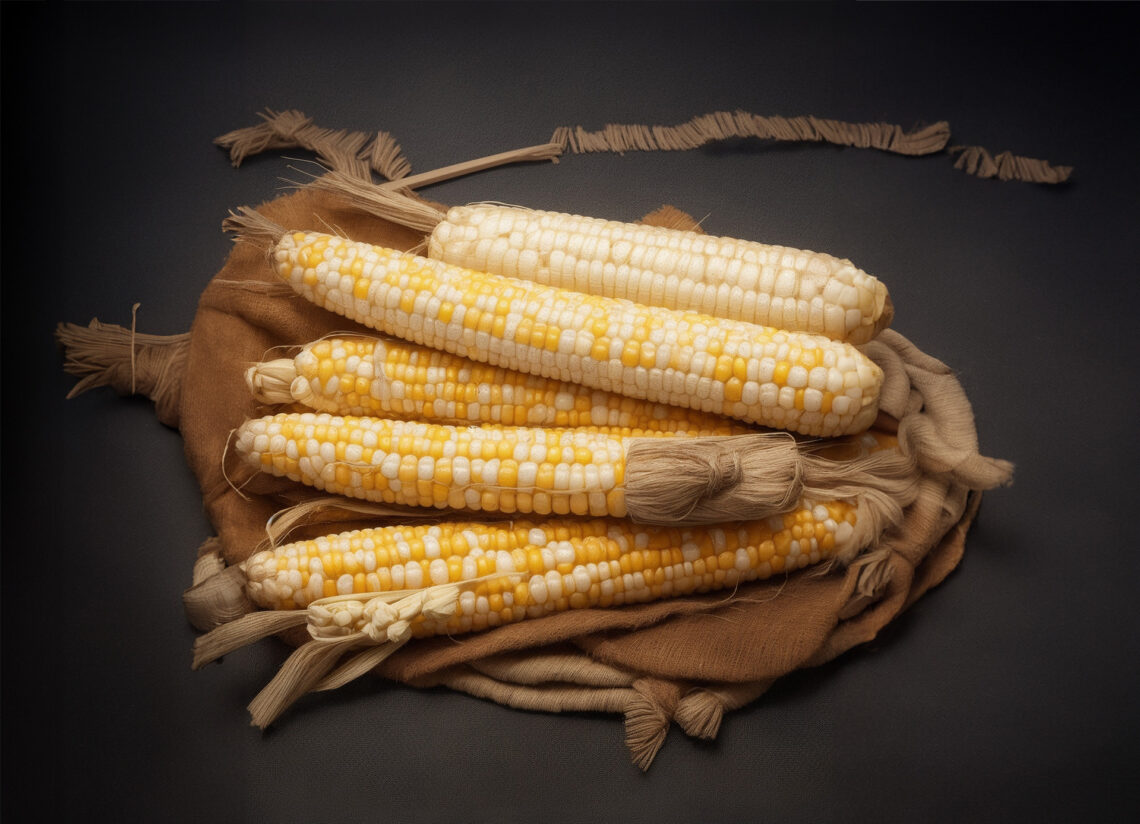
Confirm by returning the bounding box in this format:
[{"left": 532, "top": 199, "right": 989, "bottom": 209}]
[
  {"left": 219, "top": 428, "right": 256, "bottom": 502},
  {"left": 259, "top": 496, "right": 440, "bottom": 550}
]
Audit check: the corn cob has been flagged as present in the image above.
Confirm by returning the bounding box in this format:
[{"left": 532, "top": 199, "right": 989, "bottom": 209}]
[
  {"left": 233, "top": 410, "right": 911, "bottom": 526},
  {"left": 428, "top": 205, "right": 892, "bottom": 345},
  {"left": 235, "top": 411, "right": 695, "bottom": 519},
  {"left": 264, "top": 228, "right": 883, "bottom": 437},
  {"left": 240, "top": 508, "right": 867, "bottom": 632},
  {"left": 194, "top": 504, "right": 880, "bottom": 728},
  {"left": 247, "top": 334, "right": 751, "bottom": 434}
]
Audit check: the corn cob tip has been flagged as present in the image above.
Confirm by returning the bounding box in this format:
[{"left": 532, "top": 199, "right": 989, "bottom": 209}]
[{"left": 246, "top": 359, "right": 302, "bottom": 405}]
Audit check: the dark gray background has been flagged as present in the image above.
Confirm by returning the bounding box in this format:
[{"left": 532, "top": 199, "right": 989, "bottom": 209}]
[{"left": 3, "top": 2, "right": 1137, "bottom": 821}]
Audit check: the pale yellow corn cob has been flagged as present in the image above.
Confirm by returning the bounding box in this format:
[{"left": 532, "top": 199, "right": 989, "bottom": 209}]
[
  {"left": 241, "top": 508, "right": 865, "bottom": 632},
  {"left": 247, "top": 335, "right": 751, "bottom": 435},
  {"left": 272, "top": 231, "right": 883, "bottom": 437},
  {"left": 235, "top": 411, "right": 671, "bottom": 518},
  {"left": 428, "top": 205, "right": 892, "bottom": 344}
]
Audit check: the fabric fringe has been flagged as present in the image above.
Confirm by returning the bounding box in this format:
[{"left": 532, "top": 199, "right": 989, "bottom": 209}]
[
  {"left": 623, "top": 693, "right": 672, "bottom": 771},
  {"left": 214, "top": 108, "right": 412, "bottom": 182},
  {"left": 552, "top": 111, "right": 951, "bottom": 157},
  {"left": 673, "top": 691, "right": 724, "bottom": 741},
  {"left": 623, "top": 679, "right": 682, "bottom": 771},
  {"left": 950, "top": 145, "right": 1072, "bottom": 184},
  {"left": 219, "top": 107, "right": 1071, "bottom": 187},
  {"left": 55, "top": 309, "right": 190, "bottom": 427},
  {"left": 674, "top": 681, "right": 773, "bottom": 740},
  {"left": 221, "top": 207, "right": 288, "bottom": 248},
  {"left": 551, "top": 111, "right": 1069, "bottom": 183},
  {"left": 369, "top": 130, "right": 413, "bottom": 182}
]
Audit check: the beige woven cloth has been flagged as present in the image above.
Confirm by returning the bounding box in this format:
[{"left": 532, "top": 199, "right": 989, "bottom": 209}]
[{"left": 61, "top": 184, "right": 1011, "bottom": 768}]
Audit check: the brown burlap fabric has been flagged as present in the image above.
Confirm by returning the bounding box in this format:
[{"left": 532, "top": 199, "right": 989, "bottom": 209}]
[{"left": 64, "top": 183, "right": 1008, "bottom": 767}]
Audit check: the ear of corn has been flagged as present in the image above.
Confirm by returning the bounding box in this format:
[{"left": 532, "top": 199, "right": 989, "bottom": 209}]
[
  {"left": 428, "top": 205, "right": 892, "bottom": 345},
  {"left": 241, "top": 507, "right": 867, "bottom": 633},
  {"left": 234, "top": 411, "right": 695, "bottom": 519},
  {"left": 271, "top": 231, "right": 882, "bottom": 437},
  {"left": 247, "top": 335, "right": 752, "bottom": 435}
]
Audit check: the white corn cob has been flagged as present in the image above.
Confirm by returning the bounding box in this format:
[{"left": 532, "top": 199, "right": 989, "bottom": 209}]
[{"left": 428, "top": 205, "right": 892, "bottom": 344}]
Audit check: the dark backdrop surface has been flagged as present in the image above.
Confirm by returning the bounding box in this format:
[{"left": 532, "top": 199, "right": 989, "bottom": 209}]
[{"left": 3, "top": 2, "right": 1137, "bottom": 821}]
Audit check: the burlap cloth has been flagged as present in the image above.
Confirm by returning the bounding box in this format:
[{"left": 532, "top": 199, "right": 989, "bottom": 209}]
[{"left": 63, "top": 183, "right": 1011, "bottom": 768}]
